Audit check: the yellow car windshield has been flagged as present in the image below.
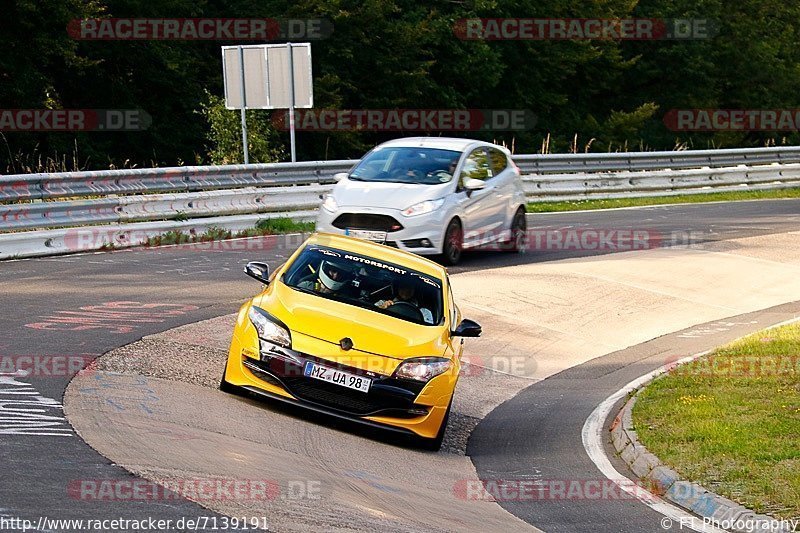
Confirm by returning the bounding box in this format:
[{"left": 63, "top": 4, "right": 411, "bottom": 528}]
[{"left": 282, "top": 245, "right": 444, "bottom": 326}]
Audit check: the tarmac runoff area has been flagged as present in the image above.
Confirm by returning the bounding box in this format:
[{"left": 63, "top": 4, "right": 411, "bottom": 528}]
[{"left": 64, "top": 230, "right": 800, "bottom": 532}]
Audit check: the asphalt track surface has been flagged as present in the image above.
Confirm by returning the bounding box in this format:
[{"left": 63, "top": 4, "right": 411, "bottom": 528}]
[
  {"left": 468, "top": 301, "right": 800, "bottom": 533},
  {"left": 1, "top": 199, "right": 799, "bottom": 532}
]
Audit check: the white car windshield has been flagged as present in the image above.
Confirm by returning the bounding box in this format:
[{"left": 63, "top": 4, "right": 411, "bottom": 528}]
[
  {"left": 282, "top": 245, "right": 444, "bottom": 326},
  {"left": 349, "top": 147, "right": 461, "bottom": 185}
]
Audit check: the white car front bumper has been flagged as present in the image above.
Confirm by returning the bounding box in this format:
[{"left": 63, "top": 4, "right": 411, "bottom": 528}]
[{"left": 316, "top": 206, "right": 449, "bottom": 255}]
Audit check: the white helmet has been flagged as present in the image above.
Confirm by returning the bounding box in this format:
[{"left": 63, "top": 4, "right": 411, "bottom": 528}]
[{"left": 318, "top": 260, "right": 347, "bottom": 291}]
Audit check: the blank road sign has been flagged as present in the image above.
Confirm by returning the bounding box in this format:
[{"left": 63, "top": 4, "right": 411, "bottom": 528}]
[
  {"left": 222, "top": 47, "right": 243, "bottom": 108},
  {"left": 265, "top": 44, "right": 313, "bottom": 109},
  {"left": 222, "top": 43, "right": 313, "bottom": 110},
  {"left": 243, "top": 46, "right": 269, "bottom": 108}
]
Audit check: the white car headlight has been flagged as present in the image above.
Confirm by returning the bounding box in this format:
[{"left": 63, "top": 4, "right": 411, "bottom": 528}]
[
  {"left": 394, "top": 357, "right": 452, "bottom": 382},
  {"left": 401, "top": 198, "right": 445, "bottom": 217},
  {"left": 248, "top": 306, "right": 291, "bottom": 348},
  {"left": 321, "top": 194, "right": 339, "bottom": 213}
]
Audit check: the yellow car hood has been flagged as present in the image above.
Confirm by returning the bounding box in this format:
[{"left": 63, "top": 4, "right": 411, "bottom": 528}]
[{"left": 253, "top": 281, "right": 449, "bottom": 364}]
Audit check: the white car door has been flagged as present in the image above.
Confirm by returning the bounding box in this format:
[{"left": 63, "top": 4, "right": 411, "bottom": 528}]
[
  {"left": 457, "top": 147, "right": 499, "bottom": 246},
  {"left": 486, "top": 147, "right": 516, "bottom": 239}
]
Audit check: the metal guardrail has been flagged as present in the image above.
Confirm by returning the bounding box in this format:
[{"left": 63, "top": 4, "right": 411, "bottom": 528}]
[
  {"left": 0, "top": 160, "right": 353, "bottom": 202},
  {"left": 4, "top": 146, "right": 800, "bottom": 203},
  {"left": 513, "top": 146, "right": 800, "bottom": 174},
  {"left": 2, "top": 146, "right": 800, "bottom": 259},
  {"left": 0, "top": 211, "right": 319, "bottom": 260},
  {"left": 0, "top": 185, "right": 329, "bottom": 231},
  {"left": 524, "top": 163, "right": 800, "bottom": 201}
]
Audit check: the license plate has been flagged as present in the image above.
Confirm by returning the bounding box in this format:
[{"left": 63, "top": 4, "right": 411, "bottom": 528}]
[
  {"left": 303, "top": 362, "right": 371, "bottom": 393},
  {"left": 347, "top": 229, "right": 387, "bottom": 242}
]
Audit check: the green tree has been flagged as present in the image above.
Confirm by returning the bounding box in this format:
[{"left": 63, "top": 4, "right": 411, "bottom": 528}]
[
  {"left": 4, "top": 0, "right": 800, "bottom": 172},
  {"left": 621, "top": 0, "right": 800, "bottom": 148},
  {"left": 198, "top": 91, "right": 284, "bottom": 164}
]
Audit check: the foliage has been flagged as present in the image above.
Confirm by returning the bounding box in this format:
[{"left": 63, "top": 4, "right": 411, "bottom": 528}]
[
  {"left": 198, "top": 91, "right": 284, "bottom": 164},
  {"left": 526, "top": 187, "right": 800, "bottom": 212},
  {"left": 254, "top": 217, "right": 315, "bottom": 233},
  {"left": 145, "top": 218, "right": 313, "bottom": 249},
  {"left": 634, "top": 322, "right": 800, "bottom": 518},
  {"left": 2, "top": 0, "right": 799, "bottom": 171}
]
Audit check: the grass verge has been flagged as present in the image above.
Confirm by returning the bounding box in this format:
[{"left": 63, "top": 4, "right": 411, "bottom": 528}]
[
  {"left": 146, "top": 217, "right": 315, "bottom": 248},
  {"left": 527, "top": 187, "right": 800, "bottom": 213},
  {"left": 633, "top": 322, "right": 800, "bottom": 518}
]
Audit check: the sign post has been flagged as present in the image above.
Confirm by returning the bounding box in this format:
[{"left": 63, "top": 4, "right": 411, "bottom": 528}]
[
  {"left": 287, "top": 42, "right": 296, "bottom": 162},
  {"left": 222, "top": 43, "right": 313, "bottom": 164},
  {"left": 237, "top": 47, "right": 249, "bottom": 164}
]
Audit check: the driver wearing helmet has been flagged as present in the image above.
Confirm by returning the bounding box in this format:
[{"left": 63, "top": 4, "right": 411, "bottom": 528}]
[
  {"left": 298, "top": 259, "right": 350, "bottom": 295},
  {"left": 375, "top": 278, "right": 434, "bottom": 324}
]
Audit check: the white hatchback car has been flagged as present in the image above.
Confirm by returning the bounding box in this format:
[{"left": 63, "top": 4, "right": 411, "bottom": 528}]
[{"left": 316, "top": 137, "right": 528, "bottom": 264}]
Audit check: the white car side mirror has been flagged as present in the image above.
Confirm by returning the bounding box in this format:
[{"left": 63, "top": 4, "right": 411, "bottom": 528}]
[
  {"left": 333, "top": 172, "right": 348, "bottom": 182},
  {"left": 463, "top": 178, "right": 485, "bottom": 190}
]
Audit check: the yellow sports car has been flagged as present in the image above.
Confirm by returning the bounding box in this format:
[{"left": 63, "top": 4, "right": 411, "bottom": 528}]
[{"left": 221, "top": 232, "right": 481, "bottom": 450}]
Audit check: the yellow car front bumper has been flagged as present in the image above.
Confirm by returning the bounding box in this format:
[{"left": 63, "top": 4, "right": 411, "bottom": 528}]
[{"left": 223, "top": 317, "right": 458, "bottom": 439}]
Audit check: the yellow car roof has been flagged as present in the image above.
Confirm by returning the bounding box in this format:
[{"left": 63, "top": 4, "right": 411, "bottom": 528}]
[{"left": 305, "top": 233, "right": 447, "bottom": 280}]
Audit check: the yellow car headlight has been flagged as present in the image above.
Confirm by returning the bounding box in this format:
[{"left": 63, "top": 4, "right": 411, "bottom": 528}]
[
  {"left": 248, "top": 306, "right": 291, "bottom": 348},
  {"left": 394, "top": 357, "right": 452, "bottom": 382}
]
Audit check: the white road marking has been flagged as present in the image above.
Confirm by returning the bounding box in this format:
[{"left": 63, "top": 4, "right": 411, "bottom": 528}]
[
  {"left": 0, "top": 375, "right": 73, "bottom": 437},
  {"left": 581, "top": 348, "right": 724, "bottom": 532}
]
